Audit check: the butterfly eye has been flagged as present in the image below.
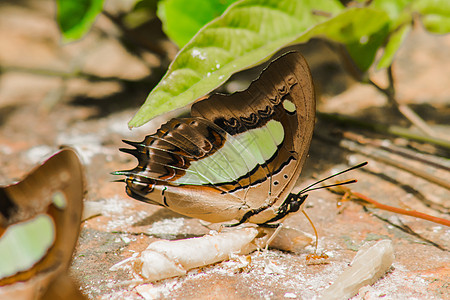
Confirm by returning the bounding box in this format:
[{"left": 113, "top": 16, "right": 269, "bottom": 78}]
[{"left": 128, "top": 177, "right": 155, "bottom": 195}]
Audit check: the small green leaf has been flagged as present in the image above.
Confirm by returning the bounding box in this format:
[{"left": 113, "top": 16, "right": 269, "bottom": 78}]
[
  {"left": 123, "top": 0, "right": 159, "bottom": 29},
  {"left": 413, "top": 0, "right": 450, "bottom": 16},
  {"left": 129, "top": 0, "right": 346, "bottom": 127},
  {"left": 57, "top": 0, "right": 104, "bottom": 43},
  {"left": 377, "top": 23, "right": 411, "bottom": 69},
  {"left": 346, "top": 26, "right": 390, "bottom": 72},
  {"left": 421, "top": 14, "right": 450, "bottom": 34},
  {"left": 413, "top": 0, "right": 450, "bottom": 34},
  {"left": 158, "top": 0, "right": 239, "bottom": 48}
]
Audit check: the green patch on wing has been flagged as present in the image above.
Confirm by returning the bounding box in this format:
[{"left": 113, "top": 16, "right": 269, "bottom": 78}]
[
  {"left": 174, "top": 120, "right": 284, "bottom": 185},
  {"left": 0, "top": 214, "right": 55, "bottom": 278},
  {"left": 282, "top": 100, "right": 296, "bottom": 113}
]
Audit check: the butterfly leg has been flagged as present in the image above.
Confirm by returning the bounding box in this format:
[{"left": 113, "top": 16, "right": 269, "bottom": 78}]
[{"left": 225, "top": 205, "right": 272, "bottom": 227}]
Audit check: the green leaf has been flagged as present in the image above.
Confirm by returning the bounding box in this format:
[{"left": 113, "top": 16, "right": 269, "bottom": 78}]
[
  {"left": 298, "top": 8, "right": 391, "bottom": 72},
  {"left": 346, "top": 26, "right": 390, "bottom": 72},
  {"left": 130, "top": 0, "right": 346, "bottom": 127},
  {"left": 370, "top": 0, "right": 412, "bottom": 26},
  {"left": 413, "top": 0, "right": 450, "bottom": 17},
  {"left": 157, "top": 0, "right": 240, "bottom": 48},
  {"left": 413, "top": 0, "right": 450, "bottom": 34},
  {"left": 421, "top": 14, "right": 450, "bottom": 34},
  {"left": 377, "top": 23, "right": 411, "bottom": 69},
  {"left": 57, "top": 0, "right": 104, "bottom": 43},
  {"left": 123, "top": 0, "right": 159, "bottom": 29}
]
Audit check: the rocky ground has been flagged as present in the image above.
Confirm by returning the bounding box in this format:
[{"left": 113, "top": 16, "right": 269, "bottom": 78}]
[{"left": 0, "top": 1, "right": 449, "bottom": 299}]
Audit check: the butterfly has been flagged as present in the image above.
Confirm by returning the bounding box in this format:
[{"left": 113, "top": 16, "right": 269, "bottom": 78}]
[
  {"left": 0, "top": 148, "right": 85, "bottom": 300},
  {"left": 115, "top": 51, "right": 316, "bottom": 227}
]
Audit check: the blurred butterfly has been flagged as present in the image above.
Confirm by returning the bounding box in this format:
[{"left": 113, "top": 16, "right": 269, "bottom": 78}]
[
  {"left": 0, "top": 148, "right": 85, "bottom": 299},
  {"left": 115, "top": 52, "right": 316, "bottom": 226}
]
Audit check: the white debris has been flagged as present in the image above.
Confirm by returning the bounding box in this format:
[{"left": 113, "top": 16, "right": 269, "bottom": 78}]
[
  {"left": 137, "top": 227, "right": 259, "bottom": 282},
  {"left": 319, "top": 240, "right": 394, "bottom": 300},
  {"left": 264, "top": 226, "right": 312, "bottom": 253},
  {"left": 263, "top": 261, "right": 285, "bottom": 275},
  {"left": 111, "top": 226, "right": 312, "bottom": 283},
  {"left": 82, "top": 201, "right": 104, "bottom": 220},
  {"left": 147, "top": 218, "right": 185, "bottom": 238},
  {"left": 57, "top": 133, "right": 105, "bottom": 164},
  {"left": 109, "top": 253, "right": 139, "bottom": 272},
  {"left": 135, "top": 284, "right": 161, "bottom": 300},
  {"left": 23, "top": 145, "right": 54, "bottom": 164}
]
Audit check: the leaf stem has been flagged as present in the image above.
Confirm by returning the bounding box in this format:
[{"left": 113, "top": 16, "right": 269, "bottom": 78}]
[
  {"left": 368, "top": 66, "right": 438, "bottom": 137},
  {"left": 333, "top": 44, "right": 438, "bottom": 138}
]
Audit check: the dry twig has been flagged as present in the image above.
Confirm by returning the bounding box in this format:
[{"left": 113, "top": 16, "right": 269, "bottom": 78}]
[{"left": 330, "top": 185, "right": 450, "bottom": 227}]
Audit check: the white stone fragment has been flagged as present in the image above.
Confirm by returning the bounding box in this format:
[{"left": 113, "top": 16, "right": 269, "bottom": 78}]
[
  {"left": 109, "top": 253, "right": 138, "bottom": 272},
  {"left": 263, "top": 261, "right": 285, "bottom": 275},
  {"left": 319, "top": 240, "right": 394, "bottom": 300},
  {"left": 112, "top": 226, "right": 312, "bottom": 283},
  {"left": 139, "top": 251, "right": 186, "bottom": 281},
  {"left": 136, "top": 227, "right": 259, "bottom": 281},
  {"left": 264, "top": 227, "right": 312, "bottom": 252},
  {"left": 135, "top": 284, "right": 161, "bottom": 300}
]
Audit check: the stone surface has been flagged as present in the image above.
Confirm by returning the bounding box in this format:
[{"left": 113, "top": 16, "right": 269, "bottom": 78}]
[{"left": 0, "top": 1, "right": 449, "bottom": 299}]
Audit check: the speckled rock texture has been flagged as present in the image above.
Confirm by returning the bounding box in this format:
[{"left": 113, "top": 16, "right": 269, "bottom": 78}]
[{"left": 0, "top": 1, "right": 448, "bottom": 299}]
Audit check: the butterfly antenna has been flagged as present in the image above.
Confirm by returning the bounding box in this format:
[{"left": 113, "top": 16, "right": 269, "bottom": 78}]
[
  {"left": 299, "top": 162, "right": 367, "bottom": 194},
  {"left": 302, "top": 179, "right": 357, "bottom": 193}
]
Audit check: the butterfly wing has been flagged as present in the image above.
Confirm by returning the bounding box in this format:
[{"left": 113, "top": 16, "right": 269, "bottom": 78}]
[
  {"left": 120, "top": 52, "right": 315, "bottom": 224},
  {"left": 0, "top": 149, "right": 85, "bottom": 299},
  {"left": 191, "top": 51, "right": 315, "bottom": 223}
]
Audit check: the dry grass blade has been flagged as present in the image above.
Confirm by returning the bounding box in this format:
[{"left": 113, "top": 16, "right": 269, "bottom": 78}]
[{"left": 330, "top": 185, "right": 450, "bottom": 227}]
